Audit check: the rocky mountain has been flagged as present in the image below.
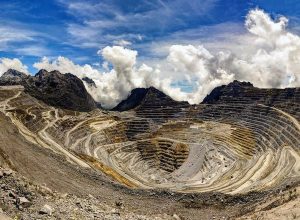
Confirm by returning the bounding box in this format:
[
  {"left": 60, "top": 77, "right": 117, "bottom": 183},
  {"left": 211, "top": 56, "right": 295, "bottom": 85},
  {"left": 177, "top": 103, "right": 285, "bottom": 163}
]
[
  {"left": 202, "top": 80, "right": 299, "bottom": 105},
  {"left": 113, "top": 86, "right": 189, "bottom": 111},
  {"left": 0, "top": 69, "right": 28, "bottom": 85},
  {"left": 0, "top": 69, "right": 97, "bottom": 111}
]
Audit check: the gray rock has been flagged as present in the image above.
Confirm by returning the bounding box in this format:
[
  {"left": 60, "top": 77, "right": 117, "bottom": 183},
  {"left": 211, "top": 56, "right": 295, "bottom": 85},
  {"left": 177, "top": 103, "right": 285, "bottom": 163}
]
[
  {"left": 39, "top": 204, "right": 54, "bottom": 215},
  {"left": 75, "top": 200, "right": 83, "bottom": 209},
  {"left": 60, "top": 193, "right": 68, "bottom": 198},
  {"left": 16, "top": 196, "right": 31, "bottom": 208},
  {"left": 3, "top": 169, "right": 13, "bottom": 176},
  {"left": 173, "top": 214, "right": 181, "bottom": 220}
]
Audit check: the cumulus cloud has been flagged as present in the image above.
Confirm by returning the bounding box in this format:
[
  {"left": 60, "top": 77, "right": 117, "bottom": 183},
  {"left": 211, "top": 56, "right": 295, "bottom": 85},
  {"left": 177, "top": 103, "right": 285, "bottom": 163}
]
[
  {"left": 242, "top": 9, "right": 300, "bottom": 87},
  {"left": 163, "top": 8, "right": 300, "bottom": 103},
  {"left": 32, "top": 49, "right": 149, "bottom": 108},
  {"left": 0, "top": 58, "right": 28, "bottom": 76},
  {"left": 32, "top": 9, "right": 300, "bottom": 107}
]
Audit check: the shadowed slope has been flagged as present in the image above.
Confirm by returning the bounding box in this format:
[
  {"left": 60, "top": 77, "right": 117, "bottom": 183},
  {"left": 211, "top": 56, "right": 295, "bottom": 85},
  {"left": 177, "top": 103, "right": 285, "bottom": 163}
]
[
  {"left": 202, "top": 80, "right": 299, "bottom": 106},
  {"left": 113, "top": 87, "right": 189, "bottom": 111},
  {"left": 0, "top": 69, "right": 97, "bottom": 112}
]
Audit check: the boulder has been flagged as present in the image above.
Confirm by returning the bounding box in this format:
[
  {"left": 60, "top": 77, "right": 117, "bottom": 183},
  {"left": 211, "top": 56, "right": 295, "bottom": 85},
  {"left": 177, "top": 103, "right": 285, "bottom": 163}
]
[
  {"left": 39, "top": 204, "right": 54, "bottom": 215},
  {"left": 16, "top": 197, "right": 31, "bottom": 208},
  {"left": 3, "top": 169, "right": 13, "bottom": 176}
]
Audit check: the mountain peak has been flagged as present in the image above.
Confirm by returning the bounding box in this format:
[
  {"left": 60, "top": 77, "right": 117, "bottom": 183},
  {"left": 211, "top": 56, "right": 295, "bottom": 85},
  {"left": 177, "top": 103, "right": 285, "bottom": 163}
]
[
  {"left": 202, "top": 80, "right": 298, "bottom": 104},
  {"left": 112, "top": 87, "right": 149, "bottom": 111},
  {"left": 113, "top": 86, "right": 188, "bottom": 111},
  {"left": 2, "top": 69, "right": 27, "bottom": 78},
  {"left": 202, "top": 80, "right": 254, "bottom": 104},
  {"left": 147, "top": 86, "right": 167, "bottom": 96},
  {"left": 35, "top": 69, "right": 65, "bottom": 78},
  {"left": 35, "top": 69, "right": 49, "bottom": 77},
  {"left": 227, "top": 80, "right": 254, "bottom": 88},
  {"left": 0, "top": 69, "right": 28, "bottom": 85}
]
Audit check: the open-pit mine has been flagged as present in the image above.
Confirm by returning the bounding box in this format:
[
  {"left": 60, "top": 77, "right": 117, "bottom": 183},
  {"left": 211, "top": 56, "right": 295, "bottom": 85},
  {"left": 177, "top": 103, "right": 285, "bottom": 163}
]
[{"left": 0, "top": 70, "right": 299, "bottom": 220}]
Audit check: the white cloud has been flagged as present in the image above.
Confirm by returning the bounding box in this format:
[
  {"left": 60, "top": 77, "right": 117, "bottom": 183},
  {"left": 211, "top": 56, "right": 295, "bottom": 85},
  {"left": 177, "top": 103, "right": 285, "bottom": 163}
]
[
  {"left": 113, "top": 39, "right": 132, "bottom": 46},
  {"left": 32, "top": 9, "right": 300, "bottom": 108},
  {"left": 0, "top": 58, "right": 29, "bottom": 76},
  {"left": 100, "top": 46, "right": 137, "bottom": 71},
  {"left": 142, "top": 22, "right": 252, "bottom": 58},
  {"left": 157, "top": 9, "right": 300, "bottom": 103},
  {"left": 137, "top": 34, "right": 143, "bottom": 41},
  {"left": 33, "top": 47, "right": 175, "bottom": 108},
  {"left": 101, "top": 61, "right": 109, "bottom": 71},
  {"left": 62, "top": 0, "right": 219, "bottom": 49},
  {"left": 0, "top": 26, "right": 35, "bottom": 51},
  {"left": 14, "top": 45, "right": 51, "bottom": 57},
  {"left": 0, "top": 22, "right": 56, "bottom": 57}
]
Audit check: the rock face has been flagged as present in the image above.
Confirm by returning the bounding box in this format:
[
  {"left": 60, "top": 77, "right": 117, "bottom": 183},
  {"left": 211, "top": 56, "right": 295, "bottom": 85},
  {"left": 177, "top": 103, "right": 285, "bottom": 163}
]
[
  {"left": 112, "top": 88, "right": 149, "bottom": 111},
  {"left": 113, "top": 87, "right": 188, "bottom": 111},
  {"left": 25, "top": 70, "right": 97, "bottom": 111},
  {"left": 39, "top": 204, "right": 53, "bottom": 215},
  {"left": 0, "top": 69, "right": 28, "bottom": 85},
  {"left": 82, "top": 77, "right": 97, "bottom": 88},
  {"left": 0, "top": 69, "right": 97, "bottom": 111},
  {"left": 202, "top": 80, "right": 299, "bottom": 105},
  {"left": 16, "top": 197, "right": 31, "bottom": 208}
]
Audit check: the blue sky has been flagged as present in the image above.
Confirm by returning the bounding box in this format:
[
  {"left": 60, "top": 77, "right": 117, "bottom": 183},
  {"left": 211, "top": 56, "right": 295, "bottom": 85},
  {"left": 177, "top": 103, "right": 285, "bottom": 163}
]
[{"left": 1, "top": 0, "right": 300, "bottom": 74}]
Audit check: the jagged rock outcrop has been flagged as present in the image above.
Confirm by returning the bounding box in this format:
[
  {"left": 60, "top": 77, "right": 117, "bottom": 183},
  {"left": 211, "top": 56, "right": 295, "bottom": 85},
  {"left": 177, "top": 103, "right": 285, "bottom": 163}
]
[
  {"left": 113, "top": 86, "right": 189, "bottom": 111},
  {"left": 0, "top": 69, "right": 97, "bottom": 111}
]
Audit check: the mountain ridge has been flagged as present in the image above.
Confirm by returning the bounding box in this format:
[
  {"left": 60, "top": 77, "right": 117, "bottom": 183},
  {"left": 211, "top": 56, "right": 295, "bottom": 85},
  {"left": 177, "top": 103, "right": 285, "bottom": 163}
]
[
  {"left": 202, "top": 80, "right": 299, "bottom": 105},
  {"left": 0, "top": 69, "right": 97, "bottom": 111},
  {"left": 1, "top": 70, "right": 299, "bottom": 112}
]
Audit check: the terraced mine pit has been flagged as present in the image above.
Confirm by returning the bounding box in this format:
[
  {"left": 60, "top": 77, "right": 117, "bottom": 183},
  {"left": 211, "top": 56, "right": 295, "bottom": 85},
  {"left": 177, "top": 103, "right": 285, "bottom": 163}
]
[{"left": 1, "top": 84, "right": 299, "bottom": 196}]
